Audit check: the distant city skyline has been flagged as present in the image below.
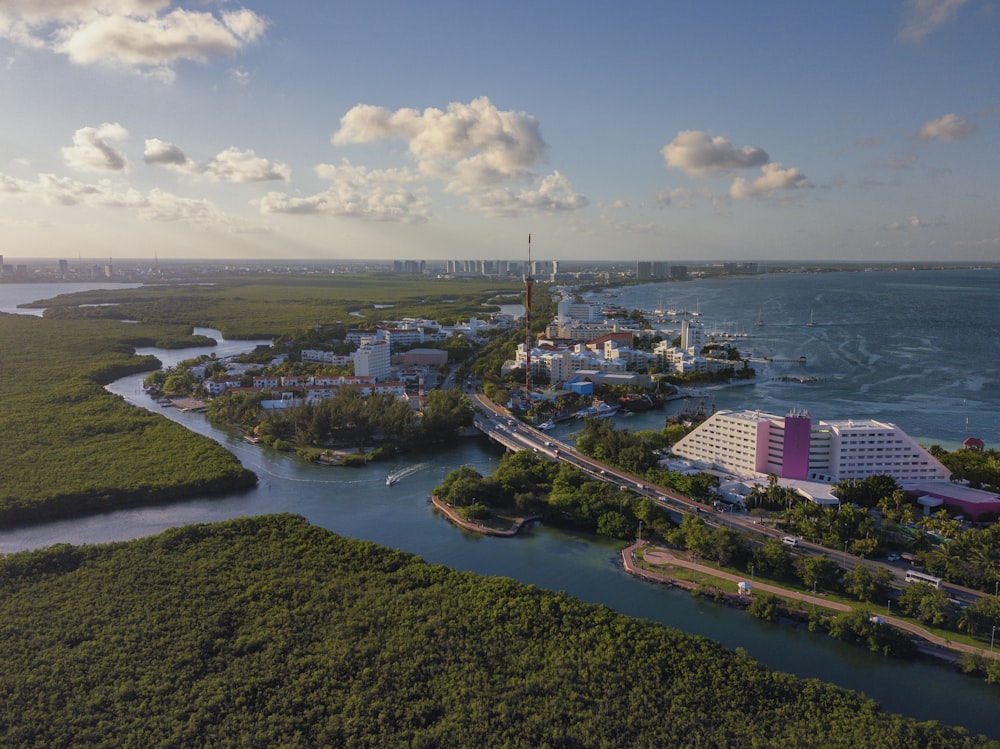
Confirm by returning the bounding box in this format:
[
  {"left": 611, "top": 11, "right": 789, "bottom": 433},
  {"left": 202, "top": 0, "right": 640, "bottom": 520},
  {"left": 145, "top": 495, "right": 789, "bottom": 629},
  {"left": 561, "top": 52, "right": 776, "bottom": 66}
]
[{"left": 0, "top": 2, "right": 997, "bottom": 263}]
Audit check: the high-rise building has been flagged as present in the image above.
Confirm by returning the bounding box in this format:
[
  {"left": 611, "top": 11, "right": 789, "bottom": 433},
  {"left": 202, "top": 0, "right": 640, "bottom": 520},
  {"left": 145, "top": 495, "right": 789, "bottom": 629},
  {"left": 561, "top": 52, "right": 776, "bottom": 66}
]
[
  {"left": 671, "top": 409, "right": 950, "bottom": 486},
  {"left": 680, "top": 319, "right": 704, "bottom": 352},
  {"left": 352, "top": 340, "right": 391, "bottom": 381}
]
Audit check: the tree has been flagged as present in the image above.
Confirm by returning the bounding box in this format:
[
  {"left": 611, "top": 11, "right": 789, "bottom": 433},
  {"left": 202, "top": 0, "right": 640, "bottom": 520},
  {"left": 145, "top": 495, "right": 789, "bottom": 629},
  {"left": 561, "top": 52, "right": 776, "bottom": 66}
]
[
  {"left": 897, "top": 583, "right": 951, "bottom": 626},
  {"left": 843, "top": 565, "right": 893, "bottom": 603},
  {"left": 747, "top": 592, "right": 783, "bottom": 622},
  {"left": 421, "top": 389, "right": 472, "bottom": 442},
  {"left": 596, "top": 511, "right": 632, "bottom": 540},
  {"left": 798, "top": 556, "right": 841, "bottom": 593},
  {"left": 751, "top": 539, "right": 794, "bottom": 581}
]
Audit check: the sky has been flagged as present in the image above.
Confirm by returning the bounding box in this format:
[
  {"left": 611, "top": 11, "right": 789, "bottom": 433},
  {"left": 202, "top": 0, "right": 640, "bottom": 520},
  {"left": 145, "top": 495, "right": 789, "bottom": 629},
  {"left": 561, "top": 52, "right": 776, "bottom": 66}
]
[{"left": 0, "top": 1, "right": 997, "bottom": 264}]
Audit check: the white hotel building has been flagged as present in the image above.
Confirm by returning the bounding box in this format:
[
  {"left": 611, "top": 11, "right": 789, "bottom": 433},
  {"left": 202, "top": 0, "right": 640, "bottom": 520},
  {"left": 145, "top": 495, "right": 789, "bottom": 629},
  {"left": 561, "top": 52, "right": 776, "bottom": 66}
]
[{"left": 671, "top": 409, "right": 950, "bottom": 487}]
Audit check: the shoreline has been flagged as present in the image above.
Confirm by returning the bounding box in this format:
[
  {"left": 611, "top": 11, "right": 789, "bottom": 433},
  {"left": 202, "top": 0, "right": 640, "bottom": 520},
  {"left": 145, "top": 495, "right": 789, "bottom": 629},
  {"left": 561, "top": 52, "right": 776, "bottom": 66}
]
[
  {"left": 429, "top": 495, "right": 540, "bottom": 537},
  {"left": 620, "top": 540, "right": 1000, "bottom": 668}
]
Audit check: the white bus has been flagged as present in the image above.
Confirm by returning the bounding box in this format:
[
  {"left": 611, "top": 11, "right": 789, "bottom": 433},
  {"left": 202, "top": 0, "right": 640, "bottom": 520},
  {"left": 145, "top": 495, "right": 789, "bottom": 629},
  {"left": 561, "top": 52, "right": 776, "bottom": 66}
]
[{"left": 904, "top": 570, "right": 942, "bottom": 588}]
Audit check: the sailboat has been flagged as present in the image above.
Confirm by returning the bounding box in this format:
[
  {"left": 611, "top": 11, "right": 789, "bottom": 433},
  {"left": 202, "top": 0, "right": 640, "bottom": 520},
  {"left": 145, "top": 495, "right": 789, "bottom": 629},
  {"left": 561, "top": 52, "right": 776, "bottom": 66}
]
[
  {"left": 754, "top": 308, "right": 764, "bottom": 327},
  {"left": 806, "top": 309, "right": 817, "bottom": 327}
]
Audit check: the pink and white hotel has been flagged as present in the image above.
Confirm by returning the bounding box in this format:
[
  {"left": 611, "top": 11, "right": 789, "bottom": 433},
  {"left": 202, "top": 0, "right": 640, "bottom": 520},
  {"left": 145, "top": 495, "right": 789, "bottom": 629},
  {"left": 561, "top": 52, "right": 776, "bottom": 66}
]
[
  {"left": 672, "top": 409, "right": 950, "bottom": 485},
  {"left": 672, "top": 409, "right": 1000, "bottom": 517}
]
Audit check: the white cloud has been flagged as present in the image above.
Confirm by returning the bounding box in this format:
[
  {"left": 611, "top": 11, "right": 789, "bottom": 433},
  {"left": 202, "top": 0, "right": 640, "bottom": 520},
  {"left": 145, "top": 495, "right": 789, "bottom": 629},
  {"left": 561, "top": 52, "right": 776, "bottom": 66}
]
[
  {"left": 330, "top": 96, "right": 583, "bottom": 217},
  {"left": 0, "top": 168, "right": 251, "bottom": 229},
  {"left": 729, "top": 163, "right": 810, "bottom": 200},
  {"left": 333, "top": 97, "right": 545, "bottom": 186},
  {"left": 917, "top": 113, "right": 975, "bottom": 142},
  {"left": 466, "top": 171, "right": 588, "bottom": 218},
  {"left": 203, "top": 148, "right": 290, "bottom": 183},
  {"left": 62, "top": 123, "right": 129, "bottom": 173},
  {"left": 661, "top": 130, "right": 769, "bottom": 177},
  {"left": 897, "top": 0, "right": 968, "bottom": 42},
  {"left": 144, "top": 140, "right": 290, "bottom": 182},
  {"left": 0, "top": 2, "right": 267, "bottom": 82},
  {"left": 258, "top": 161, "right": 430, "bottom": 223},
  {"left": 144, "top": 138, "right": 195, "bottom": 170}
]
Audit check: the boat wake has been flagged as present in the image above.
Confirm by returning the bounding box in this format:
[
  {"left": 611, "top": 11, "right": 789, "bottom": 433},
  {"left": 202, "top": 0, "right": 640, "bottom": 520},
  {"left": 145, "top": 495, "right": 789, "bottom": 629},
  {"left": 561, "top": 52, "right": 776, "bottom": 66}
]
[{"left": 386, "top": 462, "right": 430, "bottom": 486}]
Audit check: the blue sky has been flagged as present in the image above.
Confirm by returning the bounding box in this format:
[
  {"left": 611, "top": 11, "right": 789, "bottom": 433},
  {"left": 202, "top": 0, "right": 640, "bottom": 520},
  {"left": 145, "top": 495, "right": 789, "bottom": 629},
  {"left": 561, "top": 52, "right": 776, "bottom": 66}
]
[{"left": 0, "top": 1, "right": 996, "bottom": 263}]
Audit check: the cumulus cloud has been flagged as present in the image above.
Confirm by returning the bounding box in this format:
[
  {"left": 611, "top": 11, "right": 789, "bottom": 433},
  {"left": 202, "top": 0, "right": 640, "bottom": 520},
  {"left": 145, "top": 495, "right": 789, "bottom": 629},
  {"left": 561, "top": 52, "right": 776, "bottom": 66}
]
[
  {"left": 144, "top": 139, "right": 290, "bottom": 182},
  {"left": 328, "top": 96, "right": 585, "bottom": 217},
  {"left": 661, "top": 130, "right": 769, "bottom": 177},
  {"left": 0, "top": 167, "right": 252, "bottom": 230},
  {"left": 897, "top": 0, "right": 968, "bottom": 42},
  {"left": 203, "top": 148, "right": 290, "bottom": 182},
  {"left": 466, "top": 171, "right": 589, "bottom": 218},
  {"left": 729, "top": 163, "right": 811, "bottom": 200},
  {"left": 0, "top": 1, "right": 267, "bottom": 82},
  {"left": 62, "top": 123, "right": 129, "bottom": 173},
  {"left": 258, "top": 161, "right": 430, "bottom": 223},
  {"left": 144, "top": 138, "right": 195, "bottom": 169},
  {"left": 333, "top": 97, "right": 545, "bottom": 187},
  {"left": 917, "top": 113, "right": 975, "bottom": 142}
]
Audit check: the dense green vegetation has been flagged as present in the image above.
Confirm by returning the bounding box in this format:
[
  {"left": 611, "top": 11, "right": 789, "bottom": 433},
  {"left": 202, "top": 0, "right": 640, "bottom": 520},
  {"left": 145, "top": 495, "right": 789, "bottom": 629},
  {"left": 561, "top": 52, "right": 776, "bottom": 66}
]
[
  {"left": 574, "top": 418, "right": 719, "bottom": 502},
  {"left": 930, "top": 445, "right": 1000, "bottom": 494},
  {"left": 435, "top": 451, "right": 666, "bottom": 539},
  {"left": 0, "top": 514, "right": 991, "bottom": 747},
  {"left": 208, "top": 387, "right": 472, "bottom": 458},
  {"left": 0, "top": 313, "right": 255, "bottom": 525},
  {"left": 34, "top": 275, "right": 523, "bottom": 339}
]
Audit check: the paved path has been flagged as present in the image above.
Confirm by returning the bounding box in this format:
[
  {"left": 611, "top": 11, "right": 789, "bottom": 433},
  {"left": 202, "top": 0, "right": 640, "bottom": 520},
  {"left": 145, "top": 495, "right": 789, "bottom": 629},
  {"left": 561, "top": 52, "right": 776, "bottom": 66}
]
[
  {"left": 622, "top": 541, "right": 1000, "bottom": 662},
  {"left": 430, "top": 495, "right": 540, "bottom": 537}
]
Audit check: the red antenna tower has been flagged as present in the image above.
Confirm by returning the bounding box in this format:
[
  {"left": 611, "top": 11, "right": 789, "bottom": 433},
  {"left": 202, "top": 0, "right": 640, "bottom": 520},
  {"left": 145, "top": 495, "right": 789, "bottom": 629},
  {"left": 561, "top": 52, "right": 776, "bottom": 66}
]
[{"left": 524, "top": 234, "right": 534, "bottom": 402}]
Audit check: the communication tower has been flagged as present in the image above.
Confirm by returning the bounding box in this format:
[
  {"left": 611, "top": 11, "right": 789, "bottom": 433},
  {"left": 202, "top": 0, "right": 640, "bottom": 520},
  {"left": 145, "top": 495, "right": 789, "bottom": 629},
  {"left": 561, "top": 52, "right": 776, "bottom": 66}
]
[{"left": 523, "top": 234, "right": 534, "bottom": 401}]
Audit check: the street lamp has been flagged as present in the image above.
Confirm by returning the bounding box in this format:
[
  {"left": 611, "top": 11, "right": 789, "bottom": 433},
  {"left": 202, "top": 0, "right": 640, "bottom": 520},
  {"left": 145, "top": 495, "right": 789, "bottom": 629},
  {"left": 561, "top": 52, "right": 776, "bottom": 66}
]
[{"left": 992, "top": 625, "right": 996, "bottom": 652}]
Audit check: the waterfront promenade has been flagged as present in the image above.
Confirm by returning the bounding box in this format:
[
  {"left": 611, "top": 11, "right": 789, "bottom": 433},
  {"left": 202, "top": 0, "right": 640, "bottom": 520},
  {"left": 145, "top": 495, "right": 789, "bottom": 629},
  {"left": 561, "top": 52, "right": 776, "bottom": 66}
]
[
  {"left": 622, "top": 541, "right": 1000, "bottom": 663},
  {"left": 430, "top": 495, "right": 540, "bottom": 537}
]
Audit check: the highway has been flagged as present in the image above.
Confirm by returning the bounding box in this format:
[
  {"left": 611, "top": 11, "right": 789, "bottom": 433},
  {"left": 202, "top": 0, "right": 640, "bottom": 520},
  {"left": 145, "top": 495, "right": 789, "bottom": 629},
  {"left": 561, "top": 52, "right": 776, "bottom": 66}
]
[
  {"left": 469, "top": 392, "right": 981, "bottom": 604},
  {"left": 471, "top": 392, "right": 753, "bottom": 529}
]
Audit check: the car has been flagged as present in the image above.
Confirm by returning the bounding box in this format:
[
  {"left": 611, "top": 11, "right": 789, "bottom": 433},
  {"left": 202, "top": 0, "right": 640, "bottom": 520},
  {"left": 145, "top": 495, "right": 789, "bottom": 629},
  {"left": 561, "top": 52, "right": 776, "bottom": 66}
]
[{"left": 886, "top": 553, "right": 901, "bottom": 562}]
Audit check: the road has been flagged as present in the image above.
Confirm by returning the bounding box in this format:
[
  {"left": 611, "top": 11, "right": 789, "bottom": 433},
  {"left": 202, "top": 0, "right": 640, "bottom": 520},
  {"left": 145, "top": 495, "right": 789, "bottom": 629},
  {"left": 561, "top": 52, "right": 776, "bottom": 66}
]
[{"left": 470, "top": 392, "right": 981, "bottom": 605}]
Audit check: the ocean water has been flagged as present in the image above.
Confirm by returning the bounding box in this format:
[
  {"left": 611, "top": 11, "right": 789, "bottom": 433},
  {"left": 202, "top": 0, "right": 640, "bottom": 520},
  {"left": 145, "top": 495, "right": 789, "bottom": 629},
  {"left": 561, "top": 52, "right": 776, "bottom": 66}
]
[{"left": 590, "top": 268, "right": 1000, "bottom": 449}]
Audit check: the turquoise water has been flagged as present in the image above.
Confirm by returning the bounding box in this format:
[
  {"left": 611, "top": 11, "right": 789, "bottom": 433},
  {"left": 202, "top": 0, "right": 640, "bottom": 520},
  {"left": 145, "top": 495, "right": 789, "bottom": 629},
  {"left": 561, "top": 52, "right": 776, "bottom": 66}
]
[
  {"left": 595, "top": 268, "right": 1000, "bottom": 449},
  {"left": 2, "top": 272, "right": 1000, "bottom": 737}
]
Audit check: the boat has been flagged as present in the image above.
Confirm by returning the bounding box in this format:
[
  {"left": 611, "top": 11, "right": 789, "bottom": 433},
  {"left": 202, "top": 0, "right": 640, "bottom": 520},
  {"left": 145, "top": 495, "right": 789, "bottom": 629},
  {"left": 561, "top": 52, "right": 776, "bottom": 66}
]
[
  {"left": 806, "top": 309, "right": 817, "bottom": 327},
  {"left": 754, "top": 308, "right": 764, "bottom": 327},
  {"left": 385, "top": 462, "right": 429, "bottom": 487},
  {"left": 574, "top": 401, "right": 619, "bottom": 419},
  {"left": 538, "top": 421, "right": 555, "bottom": 431}
]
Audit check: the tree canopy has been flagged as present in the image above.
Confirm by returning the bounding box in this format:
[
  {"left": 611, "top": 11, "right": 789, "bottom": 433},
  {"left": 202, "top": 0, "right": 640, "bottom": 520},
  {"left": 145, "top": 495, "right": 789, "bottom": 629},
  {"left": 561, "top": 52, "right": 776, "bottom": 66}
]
[{"left": 0, "top": 514, "right": 991, "bottom": 748}]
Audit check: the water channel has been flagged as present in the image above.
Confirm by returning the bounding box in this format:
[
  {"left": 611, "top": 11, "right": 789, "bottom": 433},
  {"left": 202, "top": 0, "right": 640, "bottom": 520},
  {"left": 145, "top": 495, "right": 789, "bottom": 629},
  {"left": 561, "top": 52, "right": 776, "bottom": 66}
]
[{"left": 2, "top": 280, "right": 999, "bottom": 737}]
